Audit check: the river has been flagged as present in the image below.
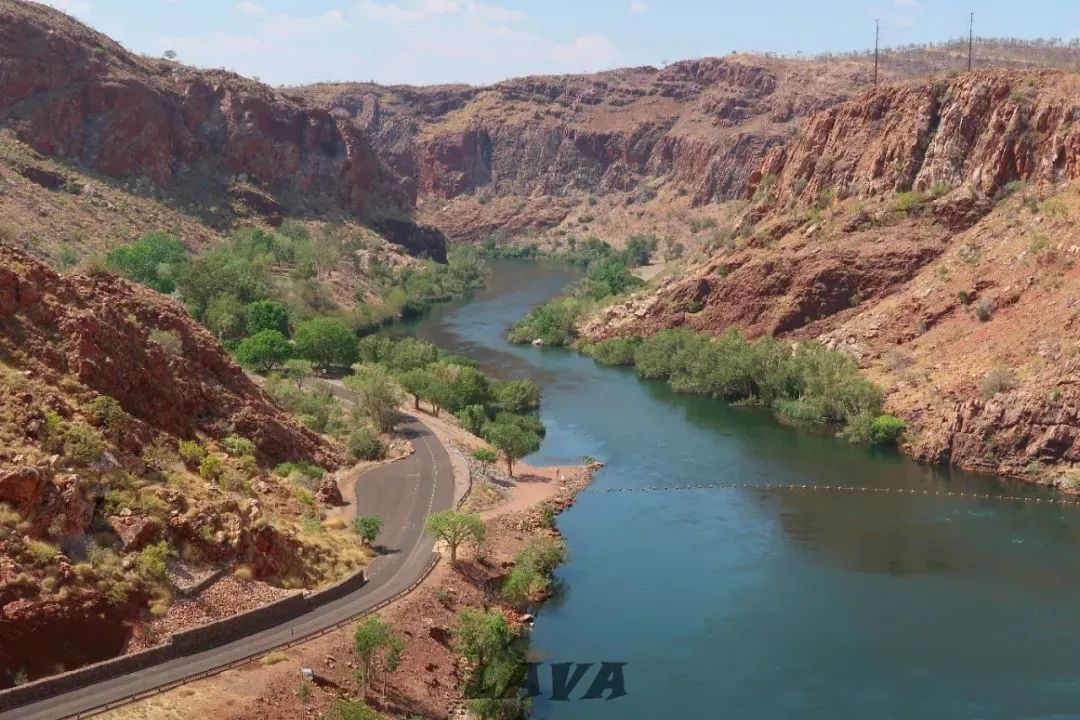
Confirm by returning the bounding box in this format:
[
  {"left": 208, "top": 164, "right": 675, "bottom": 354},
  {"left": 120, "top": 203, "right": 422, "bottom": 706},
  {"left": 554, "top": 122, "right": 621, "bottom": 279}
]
[{"left": 389, "top": 259, "right": 1080, "bottom": 719}]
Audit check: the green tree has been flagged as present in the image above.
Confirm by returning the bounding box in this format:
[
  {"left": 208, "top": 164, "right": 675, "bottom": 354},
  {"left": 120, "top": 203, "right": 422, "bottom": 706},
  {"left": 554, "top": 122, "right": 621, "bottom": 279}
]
[
  {"left": 205, "top": 294, "right": 246, "bottom": 339},
  {"left": 105, "top": 232, "right": 188, "bottom": 294},
  {"left": 581, "top": 257, "right": 644, "bottom": 299},
  {"left": 352, "top": 616, "right": 400, "bottom": 699},
  {"left": 343, "top": 364, "right": 402, "bottom": 432},
  {"left": 353, "top": 515, "right": 383, "bottom": 544},
  {"left": 386, "top": 337, "right": 439, "bottom": 372},
  {"left": 484, "top": 421, "right": 541, "bottom": 477},
  {"left": 245, "top": 299, "right": 290, "bottom": 336},
  {"left": 501, "top": 536, "right": 565, "bottom": 609},
  {"left": 452, "top": 608, "right": 513, "bottom": 671},
  {"left": 235, "top": 330, "right": 292, "bottom": 373},
  {"left": 293, "top": 317, "right": 358, "bottom": 371},
  {"left": 452, "top": 608, "right": 527, "bottom": 718},
  {"left": 397, "top": 368, "right": 434, "bottom": 410},
  {"left": 279, "top": 358, "right": 313, "bottom": 390},
  {"left": 347, "top": 425, "right": 385, "bottom": 461},
  {"left": 493, "top": 379, "right": 541, "bottom": 413},
  {"left": 622, "top": 234, "right": 657, "bottom": 267},
  {"left": 456, "top": 404, "right": 489, "bottom": 436},
  {"left": 178, "top": 247, "right": 269, "bottom": 322},
  {"left": 424, "top": 510, "right": 486, "bottom": 564},
  {"left": 869, "top": 414, "right": 907, "bottom": 445},
  {"left": 445, "top": 364, "right": 491, "bottom": 410}
]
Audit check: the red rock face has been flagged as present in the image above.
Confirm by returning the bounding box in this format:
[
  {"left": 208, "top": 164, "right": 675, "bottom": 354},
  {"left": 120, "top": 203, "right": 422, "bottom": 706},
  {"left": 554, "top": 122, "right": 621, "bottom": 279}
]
[
  {"left": 0, "top": 244, "right": 341, "bottom": 468},
  {"left": 0, "top": 466, "right": 48, "bottom": 514},
  {"left": 0, "top": 0, "right": 382, "bottom": 216},
  {"left": 307, "top": 55, "right": 865, "bottom": 228},
  {"left": 746, "top": 71, "right": 1080, "bottom": 205}
]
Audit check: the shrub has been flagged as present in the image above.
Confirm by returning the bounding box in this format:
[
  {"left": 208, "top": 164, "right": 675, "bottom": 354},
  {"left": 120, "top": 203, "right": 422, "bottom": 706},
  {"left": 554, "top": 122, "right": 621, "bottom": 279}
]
[
  {"left": 90, "top": 396, "right": 129, "bottom": 437},
  {"left": 178, "top": 440, "right": 206, "bottom": 468},
  {"left": 981, "top": 367, "right": 1017, "bottom": 399},
  {"left": 353, "top": 515, "right": 382, "bottom": 544},
  {"left": 347, "top": 426, "right": 384, "bottom": 462},
  {"left": 199, "top": 454, "right": 225, "bottom": 482},
  {"left": 63, "top": 422, "right": 104, "bottom": 466},
  {"left": 837, "top": 411, "right": 874, "bottom": 444},
  {"left": 471, "top": 448, "right": 497, "bottom": 465},
  {"left": 293, "top": 317, "right": 358, "bottom": 370},
  {"left": 974, "top": 297, "right": 994, "bottom": 322},
  {"left": 583, "top": 337, "right": 641, "bottom": 366},
  {"left": 234, "top": 329, "right": 292, "bottom": 373},
  {"left": 136, "top": 541, "right": 175, "bottom": 582},
  {"left": 633, "top": 328, "right": 703, "bottom": 378},
  {"left": 456, "top": 404, "right": 489, "bottom": 436},
  {"left": 492, "top": 379, "right": 541, "bottom": 413},
  {"left": 149, "top": 328, "right": 183, "bottom": 358},
  {"left": 507, "top": 297, "right": 584, "bottom": 346},
  {"left": 343, "top": 364, "right": 402, "bottom": 432},
  {"left": 25, "top": 539, "right": 58, "bottom": 566},
  {"left": 105, "top": 232, "right": 187, "bottom": 293},
  {"left": 222, "top": 435, "right": 257, "bottom": 458},
  {"left": 893, "top": 191, "right": 925, "bottom": 214},
  {"left": 501, "top": 536, "right": 566, "bottom": 609},
  {"left": 245, "top": 299, "right": 290, "bottom": 336},
  {"left": 274, "top": 460, "right": 325, "bottom": 480},
  {"left": 869, "top": 414, "right": 907, "bottom": 445}
]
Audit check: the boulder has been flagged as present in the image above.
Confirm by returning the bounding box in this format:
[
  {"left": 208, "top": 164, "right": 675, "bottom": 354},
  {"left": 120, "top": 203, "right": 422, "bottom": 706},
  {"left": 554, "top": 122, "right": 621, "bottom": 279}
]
[
  {"left": 315, "top": 475, "right": 344, "bottom": 506},
  {"left": 0, "top": 465, "right": 49, "bottom": 513},
  {"left": 107, "top": 514, "right": 163, "bottom": 552}
]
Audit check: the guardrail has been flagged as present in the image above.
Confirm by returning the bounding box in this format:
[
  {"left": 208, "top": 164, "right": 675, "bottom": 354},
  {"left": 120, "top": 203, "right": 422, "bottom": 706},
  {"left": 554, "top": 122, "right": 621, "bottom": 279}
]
[
  {"left": 60, "top": 432, "right": 473, "bottom": 719},
  {"left": 64, "top": 554, "right": 440, "bottom": 719}
]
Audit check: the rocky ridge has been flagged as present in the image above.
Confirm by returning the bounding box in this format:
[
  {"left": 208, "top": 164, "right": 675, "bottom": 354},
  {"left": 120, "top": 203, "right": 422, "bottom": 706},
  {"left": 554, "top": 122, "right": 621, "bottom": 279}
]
[{"left": 582, "top": 70, "right": 1080, "bottom": 480}]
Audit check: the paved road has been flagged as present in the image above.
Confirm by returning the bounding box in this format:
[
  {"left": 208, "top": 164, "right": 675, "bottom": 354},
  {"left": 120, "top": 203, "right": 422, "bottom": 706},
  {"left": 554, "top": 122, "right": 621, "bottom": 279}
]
[{"left": 2, "top": 415, "right": 455, "bottom": 720}]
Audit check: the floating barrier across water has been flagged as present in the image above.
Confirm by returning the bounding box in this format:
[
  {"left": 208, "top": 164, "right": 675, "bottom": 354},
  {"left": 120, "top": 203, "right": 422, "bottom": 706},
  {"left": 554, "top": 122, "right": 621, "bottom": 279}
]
[{"left": 591, "top": 483, "right": 1080, "bottom": 507}]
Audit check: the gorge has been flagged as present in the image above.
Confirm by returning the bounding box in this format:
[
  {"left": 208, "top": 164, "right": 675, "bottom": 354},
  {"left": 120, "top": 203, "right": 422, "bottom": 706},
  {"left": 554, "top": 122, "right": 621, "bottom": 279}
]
[{"left": 1, "top": 0, "right": 1080, "bottom": 717}]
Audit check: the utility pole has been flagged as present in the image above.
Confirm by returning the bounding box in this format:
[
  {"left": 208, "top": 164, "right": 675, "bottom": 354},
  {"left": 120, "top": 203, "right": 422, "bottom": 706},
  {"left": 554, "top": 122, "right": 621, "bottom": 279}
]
[
  {"left": 874, "top": 18, "right": 879, "bottom": 86},
  {"left": 968, "top": 12, "right": 974, "bottom": 71}
]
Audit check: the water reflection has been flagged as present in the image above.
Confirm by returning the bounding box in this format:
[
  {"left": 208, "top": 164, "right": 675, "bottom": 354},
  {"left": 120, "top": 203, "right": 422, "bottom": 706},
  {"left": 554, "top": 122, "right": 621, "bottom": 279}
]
[{"left": 388, "top": 259, "right": 1080, "bottom": 720}]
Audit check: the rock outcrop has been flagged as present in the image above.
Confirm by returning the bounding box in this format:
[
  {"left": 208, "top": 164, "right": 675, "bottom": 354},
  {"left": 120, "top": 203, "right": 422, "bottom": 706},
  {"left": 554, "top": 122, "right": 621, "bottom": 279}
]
[
  {"left": 0, "top": 0, "right": 391, "bottom": 218},
  {"left": 582, "top": 70, "right": 1080, "bottom": 482},
  {"left": 0, "top": 244, "right": 340, "bottom": 467}
]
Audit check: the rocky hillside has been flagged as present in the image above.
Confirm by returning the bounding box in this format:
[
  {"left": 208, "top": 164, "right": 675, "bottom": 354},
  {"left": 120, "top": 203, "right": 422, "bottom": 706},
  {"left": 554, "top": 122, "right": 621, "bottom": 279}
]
[
  {"left": 301, "top": 56, "right": 871, "bottom": 242},
  {"left": 583, "top": 69, "right": 1080, "bottom": 481},
  {"left": 299, "top": 43, "right": 1079, "bottom": 244},
  {"left": 0, "top": 244, "right": 364, "bottom": 686},
  {"left": 0, "top": 0, "right": 397, "bottom": 220}
]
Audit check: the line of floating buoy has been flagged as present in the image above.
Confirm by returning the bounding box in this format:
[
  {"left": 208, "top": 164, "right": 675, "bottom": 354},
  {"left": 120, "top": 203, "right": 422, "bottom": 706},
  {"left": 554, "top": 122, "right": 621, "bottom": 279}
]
[{"left": 592, "top": 483, "right": 1080, "bottom": 507}]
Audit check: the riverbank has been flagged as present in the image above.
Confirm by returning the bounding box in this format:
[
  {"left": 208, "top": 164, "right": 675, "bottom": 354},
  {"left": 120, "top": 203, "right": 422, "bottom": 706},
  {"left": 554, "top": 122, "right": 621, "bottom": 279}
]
[{"left": 96, "top": 405, "right": 594, "bottom": 720}]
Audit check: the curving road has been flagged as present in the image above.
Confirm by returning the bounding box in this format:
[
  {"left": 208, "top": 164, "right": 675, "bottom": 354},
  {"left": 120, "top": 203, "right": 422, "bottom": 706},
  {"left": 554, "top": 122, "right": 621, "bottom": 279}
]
[{"left": 2, "top": 415, "right": 455, "bottom": 720}]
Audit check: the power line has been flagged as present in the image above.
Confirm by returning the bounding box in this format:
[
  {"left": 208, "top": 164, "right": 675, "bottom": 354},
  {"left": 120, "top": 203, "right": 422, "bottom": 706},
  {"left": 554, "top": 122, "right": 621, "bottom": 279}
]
[
  {"left": 968, "top": 11, "right": 974, "bottom": 71},
  {"left": 874, "top": 18, "right": 880, "bottom": 86}
]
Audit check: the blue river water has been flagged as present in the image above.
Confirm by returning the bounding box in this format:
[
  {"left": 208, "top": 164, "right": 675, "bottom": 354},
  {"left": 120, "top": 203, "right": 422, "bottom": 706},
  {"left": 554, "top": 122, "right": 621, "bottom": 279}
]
[{"left": 391, "top": 259, "right": 1080, "bottom": 720}]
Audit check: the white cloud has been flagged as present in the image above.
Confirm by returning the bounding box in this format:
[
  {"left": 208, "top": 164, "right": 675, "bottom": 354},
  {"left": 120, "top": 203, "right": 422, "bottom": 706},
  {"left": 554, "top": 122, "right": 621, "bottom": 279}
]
[
  {"left": 235, "top": 1, "right": 264, "bottom": 16},
  {"left": 552, "top": 33, "right": 619, "bottom": 69},
  {"left": 629, "top": 1, "right": 648, "bottom": 14},
  {"left": 354, "top": 0, "right": 520, "bottom": 24},
  {"left": 160, "top": 1, "right": 620, "bottom": 86}
]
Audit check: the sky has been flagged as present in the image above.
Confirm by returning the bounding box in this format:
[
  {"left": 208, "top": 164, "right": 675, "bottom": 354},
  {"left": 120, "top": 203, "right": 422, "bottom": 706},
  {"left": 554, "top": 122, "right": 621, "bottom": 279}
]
[{"left": 40, "top": 0, "right": 1080, "bottom": 87}]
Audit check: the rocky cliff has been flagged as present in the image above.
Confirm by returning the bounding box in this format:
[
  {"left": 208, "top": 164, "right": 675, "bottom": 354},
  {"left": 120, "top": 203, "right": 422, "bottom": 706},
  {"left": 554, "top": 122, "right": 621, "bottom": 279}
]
[
  {"left": 299, "top": 57, "right": 871, "bottom": 240},
  {"left": 0, "top": 0, "right": 397, "bottom": 222},
  {"left": 0, "top": 244, "right": 357, "bottom": 685},
  {"left": 583, "top": 70, "right": 1080, "bottom": 481}
]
